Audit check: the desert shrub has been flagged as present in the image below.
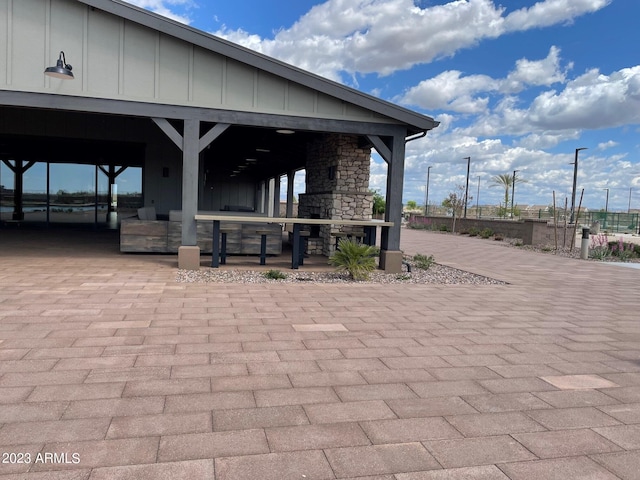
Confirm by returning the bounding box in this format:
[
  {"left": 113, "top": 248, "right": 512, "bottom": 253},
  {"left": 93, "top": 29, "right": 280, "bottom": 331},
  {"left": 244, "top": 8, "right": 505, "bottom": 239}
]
[
  {"left": 408, "top": 221, "right": 429, "bottom": 230},
  {"left": 439, "top": 224, "right": 450, "bottom": 232},
  {"left": 608, "top": 238, "right": 639, "bottom": 262},
  {"left": 590, "top": 234, "right": 611, "bottom": 260},
  {"left": 494, "top": 233, "right": 504, "bottom": 241},
  {"left": 263, "top": 269, "right": 287, "bottom": 280},
  {"left": 407, "top": 217, "right": 432, "bottom": 230},
  {"left": 468, "top": 227, "right": 480, "bottom": 237},
  {"left": 329, "top": 239, "right": 379, "bottom": 281},
  {"left": 413, "top": 253, "right": 435, "bottom": 270},
  {"left": 480, "top": 228, "right": 494, "bottom": 239}
]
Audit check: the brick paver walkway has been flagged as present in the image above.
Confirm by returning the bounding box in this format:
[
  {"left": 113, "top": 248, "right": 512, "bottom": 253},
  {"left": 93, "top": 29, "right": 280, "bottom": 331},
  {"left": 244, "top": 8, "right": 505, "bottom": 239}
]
[{"left": 0, "top": 227, "right": 638, "bottom": 479}]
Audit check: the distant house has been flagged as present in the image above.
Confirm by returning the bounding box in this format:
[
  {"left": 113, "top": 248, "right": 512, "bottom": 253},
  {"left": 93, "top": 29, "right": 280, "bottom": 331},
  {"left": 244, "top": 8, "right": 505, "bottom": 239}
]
[{"left": 0, "top": 0, "right": 438, "bottom": 271}]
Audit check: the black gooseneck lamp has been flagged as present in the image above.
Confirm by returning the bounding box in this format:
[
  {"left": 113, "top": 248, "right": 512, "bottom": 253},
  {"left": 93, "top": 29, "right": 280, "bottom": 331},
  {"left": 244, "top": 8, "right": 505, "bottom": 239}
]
[{"left": 44, "top": 51, "right": 74, "bottom": 80}]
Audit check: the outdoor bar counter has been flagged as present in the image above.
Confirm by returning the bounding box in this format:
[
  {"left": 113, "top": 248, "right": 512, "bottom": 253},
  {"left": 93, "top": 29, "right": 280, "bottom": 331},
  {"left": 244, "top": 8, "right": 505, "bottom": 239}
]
[
  {"left": 195, "top": 214, "right": 393, "bottom": 269},
  {"left": 120, "top": 210, "right": 282, "bottom": 255}
]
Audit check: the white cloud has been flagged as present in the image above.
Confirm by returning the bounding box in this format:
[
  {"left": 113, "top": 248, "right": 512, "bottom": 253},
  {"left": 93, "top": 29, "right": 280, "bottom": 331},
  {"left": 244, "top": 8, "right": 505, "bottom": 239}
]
[
  {"left": 398, "top": 70, "right": 495, "bottom": 113},
  {"left": 526, "top": 66, "right": 640, "bottom": 130},
  {"left": 214, "top": 0, "right": 610, "bottom": 81},
  {"left": 444, "top": 64, "right": 640, "bottom": 143},
  {"left": 398, "top": 47, "right": 570, "bottom": 113},
  {"left": 123, "top": 0, "right": 195, "bottom": 24},
  {"left": 399, "top": 128, "right": 636, "bottom": 210},
  {"left": 515, "top": 131, "right": 581, "bottom": 150},
  {"left": 216, "top": 27, "right": 266, "bottom": 52},
  {"left": 501, "top": 46, "right": 571, "bottom": 93},
  {"left": 503, "top": 0, "right": 612, "bottom": 31},
  {"left": 597, "top": 140, "right": 619, "bottom": 150}
]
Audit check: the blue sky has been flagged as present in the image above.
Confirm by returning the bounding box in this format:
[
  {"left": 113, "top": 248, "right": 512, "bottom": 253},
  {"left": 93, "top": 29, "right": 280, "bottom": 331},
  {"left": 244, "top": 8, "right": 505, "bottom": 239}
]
[{"left": 15, "top": 0, "right": 640, "bottom": 211}]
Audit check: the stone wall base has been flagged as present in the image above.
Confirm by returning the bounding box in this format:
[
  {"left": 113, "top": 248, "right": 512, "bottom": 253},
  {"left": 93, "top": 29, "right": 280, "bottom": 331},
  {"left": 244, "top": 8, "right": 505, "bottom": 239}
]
[{"left": 178, "top": 246, "right": 200, "bottom": 270}]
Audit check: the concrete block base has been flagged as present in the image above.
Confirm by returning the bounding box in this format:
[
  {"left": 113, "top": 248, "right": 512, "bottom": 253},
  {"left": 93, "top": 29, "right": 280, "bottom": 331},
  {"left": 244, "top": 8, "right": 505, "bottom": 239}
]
[
  {"left": 379, "top": 249, "right": 403, "bottom": 274},
  {"left": 178, "top": 246, "right": 200, "bottom": 270}
]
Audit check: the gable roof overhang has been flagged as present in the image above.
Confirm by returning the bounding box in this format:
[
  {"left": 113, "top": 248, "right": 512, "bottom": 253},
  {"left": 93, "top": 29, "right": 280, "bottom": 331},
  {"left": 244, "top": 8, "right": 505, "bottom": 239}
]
[
  {"left": 1, "top": 91, "right": 403, "bottom": 181},
  {"left": 75, "top": 0, "right": 438, "bottom": 137}
]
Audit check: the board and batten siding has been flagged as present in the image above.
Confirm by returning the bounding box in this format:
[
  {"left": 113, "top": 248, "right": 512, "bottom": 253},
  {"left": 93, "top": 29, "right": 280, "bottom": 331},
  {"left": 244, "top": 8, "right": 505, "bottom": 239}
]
[{"left": 0, "top": 0, "right": 387, "bottom": 123}]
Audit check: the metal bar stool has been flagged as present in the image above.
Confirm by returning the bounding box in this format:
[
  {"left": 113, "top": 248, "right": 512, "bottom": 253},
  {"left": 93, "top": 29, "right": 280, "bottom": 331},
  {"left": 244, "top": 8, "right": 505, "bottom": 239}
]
[
  {"left": 330, "top": 231, "right": 348, "bottom": 250},
  {"left": 254, "top": 228, "right": 272, "bottom": 265},
  {"left": 297, "top": 229, "right": 310, "bottom": 266},
  {"left": 219, "top": 227, "right": 234, "bottom": 265},
  {"left": 348, "top": 229, "right": 365, "bottom": 244}
]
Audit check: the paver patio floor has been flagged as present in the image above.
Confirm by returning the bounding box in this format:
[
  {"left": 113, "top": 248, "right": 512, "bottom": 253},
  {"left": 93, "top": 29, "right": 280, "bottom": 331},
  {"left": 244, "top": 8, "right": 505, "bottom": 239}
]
[{"left": 0, "top": 226, "right": 638, "bottom": 479}]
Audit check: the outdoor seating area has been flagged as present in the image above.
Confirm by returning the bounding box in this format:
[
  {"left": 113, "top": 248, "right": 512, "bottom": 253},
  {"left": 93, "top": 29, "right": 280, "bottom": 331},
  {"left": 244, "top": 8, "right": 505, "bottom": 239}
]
[
  {"left": 120, "top": 208, "right": 282, "bottom": 255},
  {"left": 194, "top": 213, "right": 392, "bottom": 269},
  {"left": 119, "top": 207, "right": 390, "bottom": 271}
]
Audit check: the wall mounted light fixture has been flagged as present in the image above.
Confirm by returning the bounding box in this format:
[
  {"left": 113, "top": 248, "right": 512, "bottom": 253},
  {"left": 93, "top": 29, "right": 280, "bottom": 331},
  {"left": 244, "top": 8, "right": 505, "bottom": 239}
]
[{"left": 44, "top": 51, "right": 74, "bottom": 80}]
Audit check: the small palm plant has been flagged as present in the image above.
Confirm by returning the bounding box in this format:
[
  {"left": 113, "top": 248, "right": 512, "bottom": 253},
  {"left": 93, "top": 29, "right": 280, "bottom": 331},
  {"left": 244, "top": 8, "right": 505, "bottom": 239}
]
[{"left": 329, "top": 238, "right": 379, "bottom": 281}]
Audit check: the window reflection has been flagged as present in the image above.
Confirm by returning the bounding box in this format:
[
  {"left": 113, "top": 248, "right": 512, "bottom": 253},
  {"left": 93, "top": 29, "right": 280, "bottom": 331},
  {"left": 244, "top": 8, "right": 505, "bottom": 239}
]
[{"left": 1, "top": 162, "right": 142, "bottom": 226}]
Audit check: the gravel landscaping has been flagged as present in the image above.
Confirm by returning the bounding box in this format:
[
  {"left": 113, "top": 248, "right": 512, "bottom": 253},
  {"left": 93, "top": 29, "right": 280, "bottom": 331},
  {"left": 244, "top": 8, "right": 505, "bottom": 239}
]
[
  {"left": 176, "top": 232, "right": 639, "bottom": 285},
  {"left": 177, "top": 260, "right": 507, "bottom": 285}
]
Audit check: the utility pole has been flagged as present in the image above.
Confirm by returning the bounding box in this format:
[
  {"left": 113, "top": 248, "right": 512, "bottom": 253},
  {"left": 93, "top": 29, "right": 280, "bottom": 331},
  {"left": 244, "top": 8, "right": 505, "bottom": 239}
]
[
  {"left": 463, "top": 157, "right": 470, "bottom": 218},
  {"left": 476, "top": 176, "right": 481, "bottom": 218},
  {"left": 570, "top": 148, "right": 587, "bottom": 223},
  {"left": 424, "top": 166, "right": 432, "bottom": 216},
  {"left": 603, "top": 188, "right": 609, "bottom": 229},
  {"left": 511, "top": 170, "right": 518, "bottom": 219}
]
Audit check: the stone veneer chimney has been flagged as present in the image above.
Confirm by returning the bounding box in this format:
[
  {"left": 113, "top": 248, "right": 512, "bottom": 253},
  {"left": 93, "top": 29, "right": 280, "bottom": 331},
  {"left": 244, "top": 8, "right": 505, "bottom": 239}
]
[{"left": 298, "top": 134, "right": 373, "bottom": 256}]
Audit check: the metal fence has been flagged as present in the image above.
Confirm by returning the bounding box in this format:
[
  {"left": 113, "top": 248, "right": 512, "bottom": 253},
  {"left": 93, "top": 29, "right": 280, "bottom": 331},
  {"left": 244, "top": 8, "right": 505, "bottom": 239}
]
[
  {"left": 581, "top": 212, "right": 639, "bottom": 233},
  {"left": 409, "top": 205, "right": 640, "bottom": 234}
]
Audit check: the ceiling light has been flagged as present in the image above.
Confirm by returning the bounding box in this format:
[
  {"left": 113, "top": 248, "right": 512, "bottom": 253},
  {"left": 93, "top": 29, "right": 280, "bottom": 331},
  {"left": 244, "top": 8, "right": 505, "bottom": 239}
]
[
  {"left": 245, "top": 158, "right": 258, "bottom": 162},
  {"left": 276, "top": 129, "right": 295, "bottom": 135},
  {"left": 256, "top": 148, "right": 270, "bottom": 153},
  {"left": 44, "top": 51, "right": 74, "bottom": 80}
]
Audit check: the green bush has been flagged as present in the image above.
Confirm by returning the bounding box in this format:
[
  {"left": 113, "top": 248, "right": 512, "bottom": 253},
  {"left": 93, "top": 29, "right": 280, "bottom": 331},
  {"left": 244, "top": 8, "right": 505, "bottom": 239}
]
[
  {"left": 329, "top": 239, "right": 379, "bottom": 281},
  {"left": 263, "top": 269, "right": 287, "bottom": 280},
  {"left": 439, "top": 224, "right": 450, "bottom": 232},
  {"left": 480, "top": 228, "right": 494, "bottom": 238},
  {"left": 589, "top": 247, "right": 610, "bottom": 260},
  {"left": 468, "top": 227, "right": 480, "bottom": 237},
  {"left": 413, "top": 253, "right": 435, "bottom": 270}
]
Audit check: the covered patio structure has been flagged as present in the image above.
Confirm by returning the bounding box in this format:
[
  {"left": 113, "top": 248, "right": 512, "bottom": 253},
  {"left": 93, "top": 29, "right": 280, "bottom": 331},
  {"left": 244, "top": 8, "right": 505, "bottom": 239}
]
[{"left": 0, "top": 0, "right": 438, "bottom": 272}]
